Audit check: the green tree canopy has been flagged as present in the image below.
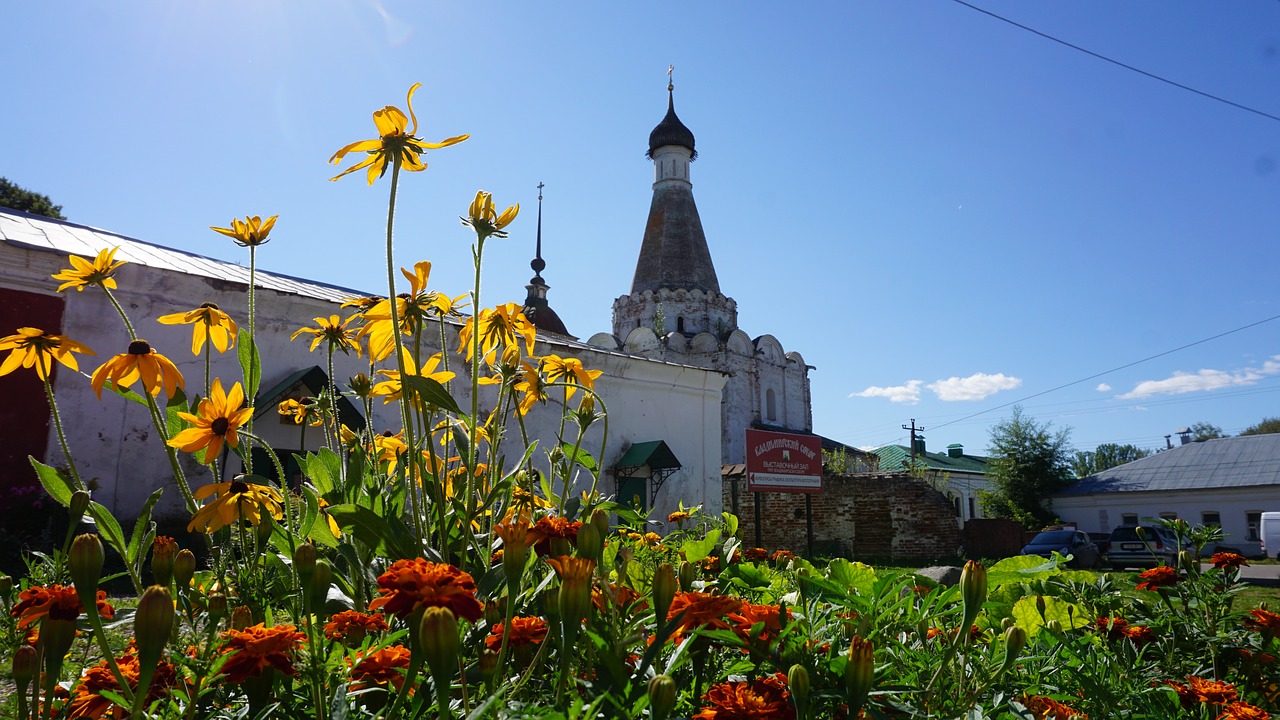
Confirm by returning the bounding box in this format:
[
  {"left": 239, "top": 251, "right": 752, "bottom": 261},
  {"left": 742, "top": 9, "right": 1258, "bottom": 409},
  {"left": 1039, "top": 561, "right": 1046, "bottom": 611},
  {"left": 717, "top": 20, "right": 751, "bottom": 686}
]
[
  {"left": 1189, "top": 421, "right": 1225, "bottom": 441},
  {"left": 980, "top": 406, "right": 1072, "bottom": 529},
  {"left": 0, "top": 177, "right": 65, "bottom": 220},
  {"left": 1240, "top": 417, "right": 1280, "bottom": 436},
  {"left": 1071, "top": 443, "right": 1151, "bottom": 478}
]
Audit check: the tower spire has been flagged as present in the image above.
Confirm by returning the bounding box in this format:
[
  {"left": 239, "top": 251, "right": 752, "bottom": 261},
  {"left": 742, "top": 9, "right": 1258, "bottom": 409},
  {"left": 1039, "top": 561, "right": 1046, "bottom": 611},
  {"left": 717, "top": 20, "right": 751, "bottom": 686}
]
[
  {"left": 522, "top": 181, "right": 573, "bottom": 338},
  {"left": 531, "top": 181, "right": 546, "bottom": 283}
]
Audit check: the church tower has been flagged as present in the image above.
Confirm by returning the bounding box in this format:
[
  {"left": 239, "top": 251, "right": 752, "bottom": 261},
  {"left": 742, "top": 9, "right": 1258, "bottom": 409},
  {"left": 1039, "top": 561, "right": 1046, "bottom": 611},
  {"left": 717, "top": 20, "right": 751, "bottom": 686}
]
[{"left": 601, "top": 78, "right": 814, "bottom": 466}]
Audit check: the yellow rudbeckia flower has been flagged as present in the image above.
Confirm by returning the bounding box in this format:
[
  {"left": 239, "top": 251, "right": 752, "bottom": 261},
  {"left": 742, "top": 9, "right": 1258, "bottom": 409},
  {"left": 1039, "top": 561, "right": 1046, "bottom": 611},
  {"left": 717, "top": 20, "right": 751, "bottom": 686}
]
[
  {"left": 290, "top": 315, "right": 361, "bottom": 356},
  {"left": 541, "top": 355, "right": 603, "bottom": 399},
  {"left": 0, "top": 327, "right": 95, "bottom": 380},
  {"left": 52, "top": 247, "right": 126, "bottom": 292},
  {"left": 329, "top": 83, "right": 469, "bottom": 185},
  {"left": 462, "top": 190, "right": 519, "bottom": 240},
  {"left": 457, "top": 303, "right": 537, "bottom": 364},
  {"left": 90, "top": 339, "right": 184, "bottom": 398},
  {"left": 211, "top": 215, "right": 278, "bottom": 247},
  {"left": 167, "top": 378, "right": 253, "bottom": 462},
  {"left": 187, "top": 479, "right": 284, "bottom": 534},
  {"left": 371, "top": 350, "right": 456, "bottom": 407},
  {"left": 156, "top": 303, "right": 239, "bottom": 355}
]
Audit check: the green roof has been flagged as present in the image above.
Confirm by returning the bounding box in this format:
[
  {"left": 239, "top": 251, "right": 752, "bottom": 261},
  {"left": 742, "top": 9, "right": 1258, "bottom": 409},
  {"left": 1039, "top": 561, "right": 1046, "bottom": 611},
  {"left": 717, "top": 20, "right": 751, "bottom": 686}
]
[
  {"left": 255, "top": 366, "right": 366, "bottom": 430},
  {"left": 615, "top": 440, "right": 681, "bottom": 470},
  {"left": 873, "top": 444, "right": 991, "bottom": 475}
]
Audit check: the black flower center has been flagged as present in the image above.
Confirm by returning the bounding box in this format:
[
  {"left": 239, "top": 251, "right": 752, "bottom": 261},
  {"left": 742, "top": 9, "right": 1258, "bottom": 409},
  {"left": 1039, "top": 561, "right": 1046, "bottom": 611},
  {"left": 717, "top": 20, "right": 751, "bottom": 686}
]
[
  {"left": 211, "top": 417, "right": 230, "bottom": 436},
  {"left": 128, "top": 340, "right": 152, "bottom": 355},
  {"left": 229, "top": 480, "right": 249, "bottom": 494},
  {"left": 200, "top": 302, "right": 220, "bottom": 310}
]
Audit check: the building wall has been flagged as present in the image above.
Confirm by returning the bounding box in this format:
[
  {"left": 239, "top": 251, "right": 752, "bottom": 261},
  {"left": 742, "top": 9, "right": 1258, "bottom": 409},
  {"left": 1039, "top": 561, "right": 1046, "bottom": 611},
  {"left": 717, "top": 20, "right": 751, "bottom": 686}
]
[
  {"left": 724, "top": 473, "right": 964, "bottom": 563},
  {"left": 1052, "top": 487, "right": 1280, "bottom": 555},
  {"left": 0, "top": 241, "right": 727, "bottom": 523}
]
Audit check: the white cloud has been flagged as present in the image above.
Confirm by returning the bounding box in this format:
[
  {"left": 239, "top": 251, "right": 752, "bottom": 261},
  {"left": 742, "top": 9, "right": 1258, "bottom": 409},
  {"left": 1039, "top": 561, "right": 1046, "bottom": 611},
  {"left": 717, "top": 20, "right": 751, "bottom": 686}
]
[
  {"left": 1118, "top": 356, "right": 1280, "bottom": 400},
  {"left": 926, "top": 373, "right": 1022, "bottom": 402},
  {"left": 1095, "top": 383, "right": 1111, "bottom": 392},
  {"left": 852, "top": 380, "right": 923, "bottom": 404}
]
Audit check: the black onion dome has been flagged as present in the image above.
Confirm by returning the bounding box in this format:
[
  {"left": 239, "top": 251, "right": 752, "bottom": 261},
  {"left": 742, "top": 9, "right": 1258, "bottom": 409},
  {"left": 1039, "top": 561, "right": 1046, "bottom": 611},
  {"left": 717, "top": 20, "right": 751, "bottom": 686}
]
[{"left": 647, "top": 90, "right": 696, "bottom": 160}]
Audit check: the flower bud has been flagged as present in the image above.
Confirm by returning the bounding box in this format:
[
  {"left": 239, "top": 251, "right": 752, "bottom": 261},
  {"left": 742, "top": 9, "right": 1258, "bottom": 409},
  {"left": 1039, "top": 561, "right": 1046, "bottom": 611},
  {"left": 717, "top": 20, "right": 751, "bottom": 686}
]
[
  {"left": 999, "top": 626, "right": 1027, "bottom": 675},
  {"left": 844, "top": 636, "right": 875, "bottom": 716},
  {"left": 1178, "top": 550, "right": 1196, "bottom": 574},
  {"left": 653, "top": 563, "right": 677, "bottom": 626},
  {"left": 960, "top": 560, "right": 987, "bottom": 630},
  {"left": 173, "top": 549, "right": 197, "bottom": 589},
  {"left": 648, "top": 674, "right": 677, "bottom": 720},
  {"left": 13, "top": 645, "right": 37, "bottom": 693},
  {"left": 348, "top": 373, "right": 373, "bottom": 399},
  {"left": 1045, "top": 619, "right": 1063, "bottom": 634},
  {"left": 679, "top": 561, "right": 696, "bottom": 592},
  {"left": 42, "top": 618, "right": 78, "bottom": 667},
  {"left": 135, "top": 585, "right": 174, "bottom": 666},
  {"left": 1035, "top": 595, "right": 1047, "bottom": 621},
  {"left": 151, "top": 536, "right": 178, "bottom": 586},
  {"left": 0, "top": 574, "right": 11, "bottom": 600},
  {"left": 1001, "top": 617, "right": 1015, "bottom": 632},
  {"left": 255, "top": 514, "right": 274, "bottom": 544},
  {"left": 479, "top": 649, "right": 499, "bottom": 683},
  {"left": 294, "top": 543, "right": 317, "bottom": 585},
  {"left": 231, "top": 605, "right": 253, "bottom": 630},
  {"left": 550, "top": 556, "right": 595, "bottom": 625},
  {"left": 590, "top": 509, "right": 610, "bottom": 542},
  {"left": 1134, "top": 526, "right": 1146, "bottom": 541},
  {"left": 208, "top": 593, "right": 228, "bottom": 621},
  {"left": 310, "top": 560, "right": 333, "bottom": 611},
  {"left": 69, "top": 534, "right": 104, "bottom": 600},
  {"left": 576, "top": 523, "right": 602, "bottom": 562},
  {"left": 541, "top": 588, "right": 561, "bottom": 620},
  {"left": 69, "top": 490, "right": 91, "bottom": 522},
  {"left": 788, "top": 664, "right": 811, "bottom": 718},
  {"left": 484, "top": 599, "right": 503, "bottom": 627},
  {"left": 418, "top": 606, "right": 460, "bottom": 687}
]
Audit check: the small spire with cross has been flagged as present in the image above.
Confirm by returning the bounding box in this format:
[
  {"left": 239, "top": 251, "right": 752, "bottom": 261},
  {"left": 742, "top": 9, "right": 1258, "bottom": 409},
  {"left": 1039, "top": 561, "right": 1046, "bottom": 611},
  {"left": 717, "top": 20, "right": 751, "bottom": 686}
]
[{"left": 530, "top": 182, "right": 546, "bottom": 282}]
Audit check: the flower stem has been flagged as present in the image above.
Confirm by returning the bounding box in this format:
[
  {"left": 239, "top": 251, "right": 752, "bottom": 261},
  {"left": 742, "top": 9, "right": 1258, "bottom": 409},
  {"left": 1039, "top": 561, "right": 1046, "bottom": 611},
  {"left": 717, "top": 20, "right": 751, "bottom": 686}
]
[
  {"left": 42, "top": 379, "right": 85, "bottom": 491},
  {"left": 244, "top": 246, "right": 258, "bottom": 474}
]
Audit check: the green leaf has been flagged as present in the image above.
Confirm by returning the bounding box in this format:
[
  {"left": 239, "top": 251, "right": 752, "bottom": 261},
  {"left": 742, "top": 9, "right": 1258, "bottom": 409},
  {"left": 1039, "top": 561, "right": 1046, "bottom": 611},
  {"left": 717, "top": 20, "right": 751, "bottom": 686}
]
[
  {"left": 87, "top": 501, "right": 129, "bottom": 562},
  {"left": 164, "top": 387, "right": 189, "bottom": 440},
  {"left": 1011, "top": 594, "right": 1090, "bottom": 637},
  {"left": 126, "top": 488, "right": 165, "bottom": 564},
  {"left": 402, "top": 374, "right": 463, "bottom": 416},
  {"left": 326, "top": 504, "right": 415, "bottom": 559},
  {"left": 558, "top": 443, "right": 597, "bottom": 471},
  {"left": 299, "top": 487, "right": 319, "bottom": 539},
  {"left": 722, "top": 512, "right": 739, "bottom": 538},
  {"left": 29, "top": 457, "right": 74, "bottom": 507},
  {"left": 827, "top": 559, "right": 878, "bottom": 597},
  {"left": 237, "top": 327, "right": 262, "bottom": 402},
  {"left": 721, "top": 562, "right": 774, "bottom": 591},
  {"left": 680, "top": 529, "right": 721, "bottom": 563},
  {"left": 986, "top": 554, "right": 1063, "bottom": 588},
  {"left": 303, "top": 452, "right": 335, "bottom": 496}
]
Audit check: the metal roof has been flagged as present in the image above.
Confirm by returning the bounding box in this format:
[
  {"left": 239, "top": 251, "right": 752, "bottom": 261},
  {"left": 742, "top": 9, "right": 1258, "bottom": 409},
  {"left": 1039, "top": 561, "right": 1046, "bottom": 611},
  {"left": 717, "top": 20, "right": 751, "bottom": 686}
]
[
  {"left": 0, "top": 208, "right": 366, "bottom": 303},
  {"left": 873, "top": 444, "right": 992, "bottom": 475},
  {"left": 1058, "top": 434, "right": 1280, "bottom": 495},
  {"left": 615, "top": 440, "right": 681, "bottom": 470}
]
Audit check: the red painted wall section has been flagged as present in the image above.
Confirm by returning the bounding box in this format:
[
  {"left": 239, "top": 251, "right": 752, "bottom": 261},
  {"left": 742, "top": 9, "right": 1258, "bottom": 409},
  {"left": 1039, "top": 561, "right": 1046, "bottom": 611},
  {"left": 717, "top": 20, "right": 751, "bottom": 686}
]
[{"left": 0, "top": 287, "right": 64, "bottom": 506}]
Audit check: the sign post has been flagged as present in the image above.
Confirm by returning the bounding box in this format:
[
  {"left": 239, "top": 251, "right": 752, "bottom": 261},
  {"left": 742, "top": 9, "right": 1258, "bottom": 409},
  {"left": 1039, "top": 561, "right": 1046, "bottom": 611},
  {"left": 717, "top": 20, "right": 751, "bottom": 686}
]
[{"left": 745, "top": 429, "right": 824, "bottom": 557}]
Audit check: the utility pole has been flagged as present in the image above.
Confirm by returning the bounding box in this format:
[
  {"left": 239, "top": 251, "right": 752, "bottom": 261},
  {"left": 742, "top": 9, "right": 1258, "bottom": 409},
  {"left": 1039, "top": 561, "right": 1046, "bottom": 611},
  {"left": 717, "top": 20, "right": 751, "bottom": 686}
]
[{"left": 903, "top": 419, "right": 925, "bottom": 461}]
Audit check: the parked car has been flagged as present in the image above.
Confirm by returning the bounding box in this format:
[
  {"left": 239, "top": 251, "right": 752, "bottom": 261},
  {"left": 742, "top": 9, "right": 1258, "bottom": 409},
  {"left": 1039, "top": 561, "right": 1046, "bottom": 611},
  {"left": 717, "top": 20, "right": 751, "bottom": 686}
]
[
  {"left": 1107, "top": 525, "right": 1185, "bottom": 570},
  {"left": 1262, "top": 512, "right": 1280, "bottom": 560},
  {"left": 1021, "top": 529, "right": 1102, "bottom": 569}
]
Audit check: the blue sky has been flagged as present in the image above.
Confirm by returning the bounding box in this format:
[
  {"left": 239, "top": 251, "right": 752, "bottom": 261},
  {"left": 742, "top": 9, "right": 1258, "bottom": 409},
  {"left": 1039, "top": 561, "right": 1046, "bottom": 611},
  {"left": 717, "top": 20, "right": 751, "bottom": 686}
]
[{"left": 3, "top": 1, "right": 1278, "bottom": 458}]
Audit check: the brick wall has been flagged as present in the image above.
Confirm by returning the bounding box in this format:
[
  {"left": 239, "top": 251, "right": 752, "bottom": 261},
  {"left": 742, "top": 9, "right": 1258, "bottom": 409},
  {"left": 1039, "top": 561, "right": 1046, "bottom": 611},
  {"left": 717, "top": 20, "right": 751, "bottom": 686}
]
[
  {"left": 724, "top": 472, "right": 964, "bottom": 564},
  {"left": 962, "top": 518, "right": 1026, "bottom": 560}
]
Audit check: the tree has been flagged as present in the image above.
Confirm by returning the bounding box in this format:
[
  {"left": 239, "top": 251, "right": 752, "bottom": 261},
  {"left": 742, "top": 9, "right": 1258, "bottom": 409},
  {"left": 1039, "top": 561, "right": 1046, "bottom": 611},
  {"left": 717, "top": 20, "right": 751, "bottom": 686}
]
[
  {"left": 980, "top": 406, "right": 1072, "bottom": 529},
  {"left": 1189, "top": 421, "right": 1225, "bottom": 441},
  {"left": 1071, "top": 443, "right": 1151, "bottom": 478},
  {"left": 0, "top": 177, "right": 65, "bottom": 220},
  {"left": 1240, "top": 417, "right": 1280, "bottom": 437}
]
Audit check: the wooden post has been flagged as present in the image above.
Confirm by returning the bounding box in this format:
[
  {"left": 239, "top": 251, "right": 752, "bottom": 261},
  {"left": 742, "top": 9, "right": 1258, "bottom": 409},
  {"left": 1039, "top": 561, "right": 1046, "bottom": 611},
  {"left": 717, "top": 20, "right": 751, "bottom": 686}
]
[
  {"left": 754, "top": 492, "right": 763, "bottom": 548},
  {"left": 805, "top": 494, "right": 814, "bottom": 559}
]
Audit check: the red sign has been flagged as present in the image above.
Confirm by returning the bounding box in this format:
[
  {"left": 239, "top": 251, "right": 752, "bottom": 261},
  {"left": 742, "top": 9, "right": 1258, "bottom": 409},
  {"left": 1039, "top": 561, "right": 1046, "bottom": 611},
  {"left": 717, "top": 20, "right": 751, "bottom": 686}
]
[{"left": 745, "top": 428, "right": 823, "bottom": 493}]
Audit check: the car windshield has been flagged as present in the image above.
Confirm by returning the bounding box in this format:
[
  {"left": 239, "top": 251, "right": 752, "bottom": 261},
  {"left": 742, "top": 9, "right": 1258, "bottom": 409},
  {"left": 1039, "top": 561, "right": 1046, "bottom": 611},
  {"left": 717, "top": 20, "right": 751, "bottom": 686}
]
[{"left": 1030, "top": 531, "right": 1075, "bottom": 544}]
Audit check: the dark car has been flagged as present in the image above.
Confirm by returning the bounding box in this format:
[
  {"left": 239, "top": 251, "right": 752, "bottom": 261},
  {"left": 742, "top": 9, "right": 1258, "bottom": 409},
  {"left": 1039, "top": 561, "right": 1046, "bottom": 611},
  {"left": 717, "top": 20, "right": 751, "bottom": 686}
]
[
  {"left": 1107, "top": 525, "right": 1184, "bottom": 570},
  {"left": 1020, "top": 529, "right": 1102, "bottom": 569}
]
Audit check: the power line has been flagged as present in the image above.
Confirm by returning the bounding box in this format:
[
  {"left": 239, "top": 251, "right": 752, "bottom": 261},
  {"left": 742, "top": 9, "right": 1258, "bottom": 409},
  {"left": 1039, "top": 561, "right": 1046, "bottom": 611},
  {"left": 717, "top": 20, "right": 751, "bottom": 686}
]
[
  {"left": 950, "top": 0, "right": 1280, "bottom": 125},
  {"left": 927, "top": 312, "right": 1280, "bottom": 432}
]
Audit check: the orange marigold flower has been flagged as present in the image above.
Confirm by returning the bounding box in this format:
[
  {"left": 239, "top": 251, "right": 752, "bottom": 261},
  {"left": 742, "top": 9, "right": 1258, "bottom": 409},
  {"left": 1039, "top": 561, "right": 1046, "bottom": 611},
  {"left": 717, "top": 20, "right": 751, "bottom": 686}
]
[
  {"left": 693, "top": 673, "right": 794, "bottom": 720},
  {"left": 770, "top": 549, "right": 797, "bottom": 563},
  {"left": 323, "top": 610, "right": 389, "bottom": 643},
  {"left": 11, "top": 584, "right": 112, "bottom": 629},
  {"left": 1212, "top": 552, "right": 1250, "bottom": 570},
  {"left": 1135, "top": 565, "right": 1180, "bottom": 592},
  {"left": 526, "top": 515, "right": 582, "bottom": 557},
  {"left": 1123, "top": 624, "right": 1156, "bottom": 647},
  {"left": 743, "top": 547, "right": 769, "bottom": 562},
  {"left": 702, "top": 555, "right": 722, "bottom": 574},
  {"left": 1244, "top": 608, "right": 1280, "bottom": 636},
  {"left": 667, "top": 591, "right": 743, "bottom": 644},
  {"left": 347, "top": 645, "right": 412, "bottom": 692},
  {"left": 67, "top": 652, "right": 180, "bottom": 719},
  {"left": 368, "top": 558, "right": 482, "bottom": 621},
  {"left": 668, "top": 510, "right": 691, "bottom": 525},
  {"left": 728, "top": 602, "right": 792, "bottom": 646},
  {"left": 592, "top": 583, "right": 647, "bottom": 613},
  {"left": 1188, "top": 676, "right": 1239, "bottom": 704},
  {"left": 1217, "top": 701, "right": 1271, "bottom": 720},
  {"left": 1021, "top": 694, "right": 1088, "bottom": 720},
  {"left": 484, "top": 616, "right": 549, "bottom": 651},
  {"left": 1096, "top": 616, "right": 1129, "bottom": 640},
  {"left": 218, "top": 623, "right": 306, "bottom": 683},
  {"left": 1164, "top": 680, "right": 1197, "bottom": 710}
]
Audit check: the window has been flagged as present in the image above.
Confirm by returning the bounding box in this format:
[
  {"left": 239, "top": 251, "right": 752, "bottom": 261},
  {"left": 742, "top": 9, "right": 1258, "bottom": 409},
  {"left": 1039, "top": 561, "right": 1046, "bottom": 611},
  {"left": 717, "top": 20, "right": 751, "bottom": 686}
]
[
  {"left": 968, "top": 497, "right": 977, "bottom": 520},
  {"left": 677, "top": 316, "right": 685, "bottom": 333},
  {"left": 1248, "top": 512, "right": 1262, "bottom": 541},
  {"left": 1202, "top": 511, "right": 1221, "bottom": 528},
  {"left": 1159, "top": 512, "right": 1178, "bottom": 521},
  {"left": 765, "top": 389, "right": 777, "bottom": 422},
  {"left": 1121, "top": 513, "right": 1139, "bottom": 526},
  {"left": 952, "top": 496, "right": 961, "bottom": 517}
]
